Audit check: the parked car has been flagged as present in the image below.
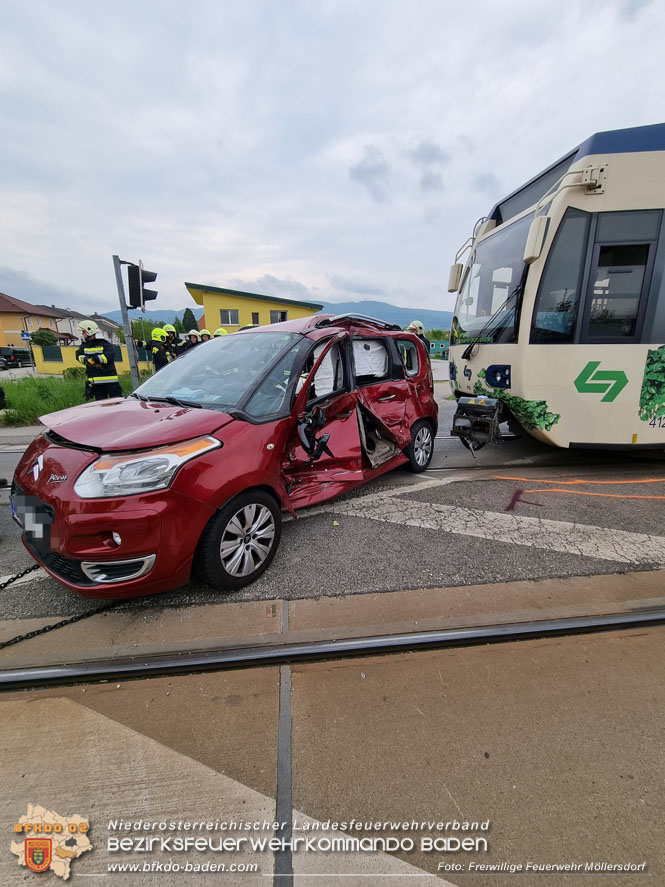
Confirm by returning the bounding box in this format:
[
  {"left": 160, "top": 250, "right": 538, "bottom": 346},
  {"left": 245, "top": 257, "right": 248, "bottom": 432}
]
[
  {"left": 10, "top": 315, "right": 438, "bottom": 599},
  {"left": 0, "top": 346, "right": 34, "bottom": 370}
]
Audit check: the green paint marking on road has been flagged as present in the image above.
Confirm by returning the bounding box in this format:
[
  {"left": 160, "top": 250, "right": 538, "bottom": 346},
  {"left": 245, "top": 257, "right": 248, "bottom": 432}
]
[{"left": 574, "top": 361, "right": 628, "bottom": 403}]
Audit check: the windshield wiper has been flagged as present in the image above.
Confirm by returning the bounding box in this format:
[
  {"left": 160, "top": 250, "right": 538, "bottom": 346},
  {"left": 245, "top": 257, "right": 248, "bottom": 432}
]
[
  {"left": 129, "top": 392, "right": 149, "bottom": 401},
  {"left": 147, "top": 396, "right": 203, "bottom": 409},
  {"left": 460, "top": 267, "right": 528, "bottom": 360}
]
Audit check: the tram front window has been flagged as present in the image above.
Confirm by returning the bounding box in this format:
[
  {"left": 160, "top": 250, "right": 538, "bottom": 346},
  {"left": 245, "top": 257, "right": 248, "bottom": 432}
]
[{"left": 452, "top": 213, "right": 532, "bottom": 344}]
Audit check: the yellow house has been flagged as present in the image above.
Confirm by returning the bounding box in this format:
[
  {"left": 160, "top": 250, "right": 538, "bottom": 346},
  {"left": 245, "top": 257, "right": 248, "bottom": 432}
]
[
  {"left": 184, "top": 283, "right": 323, "bottom": 332},
  {"left": 0, "top": 292, "right": 61, "bottom": 347}
]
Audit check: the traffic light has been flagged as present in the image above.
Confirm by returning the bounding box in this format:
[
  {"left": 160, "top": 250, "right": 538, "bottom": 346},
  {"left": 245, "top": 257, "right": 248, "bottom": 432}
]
[{"left": 127, "top": 262, "right": 158, "bottom": 311}]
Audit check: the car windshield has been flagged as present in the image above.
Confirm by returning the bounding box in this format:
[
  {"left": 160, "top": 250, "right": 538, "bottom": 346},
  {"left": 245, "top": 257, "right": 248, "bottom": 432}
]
[{"left": 134, "top": 331, "right": 302, "bottom": 411}]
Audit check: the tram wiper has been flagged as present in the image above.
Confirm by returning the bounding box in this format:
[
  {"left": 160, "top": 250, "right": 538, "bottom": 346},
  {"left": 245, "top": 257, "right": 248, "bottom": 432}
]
[{"left": 461, "top": 267, "right": 527, "bottom": 360}]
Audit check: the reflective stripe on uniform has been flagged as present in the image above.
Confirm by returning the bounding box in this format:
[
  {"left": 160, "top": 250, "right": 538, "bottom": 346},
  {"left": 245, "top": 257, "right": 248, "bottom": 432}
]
[
  {"left": 83, "top": 347, "right": 104, "bottom": 352},
  {"left": 89, "top": 376, "right": 119, "bottom": 383},
  {"left": 99, "top": 355, "right": 108, "bottom": 364}
]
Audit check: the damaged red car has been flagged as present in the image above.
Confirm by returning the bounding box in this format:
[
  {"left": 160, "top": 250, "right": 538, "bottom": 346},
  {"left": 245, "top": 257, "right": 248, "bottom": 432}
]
[{"left": 11, "top": 315, "right": 437, "bottom": 599}]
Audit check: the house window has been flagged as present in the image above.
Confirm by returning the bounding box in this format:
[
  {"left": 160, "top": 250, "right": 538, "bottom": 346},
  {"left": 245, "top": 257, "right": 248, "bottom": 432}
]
[
  {"left": 26, "top": 317, "right": 32, "bottom": 327},
  {"left": 50, "top": 319, "right": 56, "bottom": 329},
  {"left": 252, "top": 312, "right": 260, "bottom": 325},
  {"left": 270, "top": 310, "right": 287, "bottom": 323},
  {"left": 220, "top": 309, "right": 239, "bottom": 325}
]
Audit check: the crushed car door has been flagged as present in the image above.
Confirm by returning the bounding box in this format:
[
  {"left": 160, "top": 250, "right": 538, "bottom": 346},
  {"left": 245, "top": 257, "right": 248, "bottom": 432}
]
[
  {"left": 352, "top": 337, "right": 411, "bottom": 449},
  {"left": 282, "top": 334, "right": 365, "bottom": 509}
]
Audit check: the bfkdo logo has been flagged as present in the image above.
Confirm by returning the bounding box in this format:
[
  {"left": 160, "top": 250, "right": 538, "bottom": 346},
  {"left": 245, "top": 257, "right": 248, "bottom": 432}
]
[{"left": 11, "top": 804, "right": 92, "bottom": 879}]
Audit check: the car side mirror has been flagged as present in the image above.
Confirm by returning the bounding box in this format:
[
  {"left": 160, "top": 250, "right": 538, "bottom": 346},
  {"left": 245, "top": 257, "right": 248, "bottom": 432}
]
[
  {"left": 448, "top": 263, "right": 463, "bottom": 293},
  {"left": 524, "top": 216, "right": 548, "bottom": 264}
]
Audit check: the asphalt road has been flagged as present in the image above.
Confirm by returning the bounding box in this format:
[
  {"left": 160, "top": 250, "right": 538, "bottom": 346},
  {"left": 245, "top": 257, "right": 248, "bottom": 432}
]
[{"left": 2, "top": 397, "right": 665, "bottom": 624}]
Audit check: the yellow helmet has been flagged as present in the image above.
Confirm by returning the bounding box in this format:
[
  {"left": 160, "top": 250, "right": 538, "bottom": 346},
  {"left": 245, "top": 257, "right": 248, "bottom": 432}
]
[
  {"left": 200, "top": 328, "right": 211, "bottom": 337},
  {"left": 78, "top": 320, "right": 100, "bottom": 336},
  {"left": 163, "top": 324, "right": 176, "bottom": 334},
  {"left": 152, "top": 328, "right": 167, "bottom": 342},
  {"left": 213, "top": 327, "right": 228, "bottom": 337}
]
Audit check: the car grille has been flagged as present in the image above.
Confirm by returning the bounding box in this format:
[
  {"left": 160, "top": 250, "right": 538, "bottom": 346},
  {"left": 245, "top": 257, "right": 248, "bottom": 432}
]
[{"left": 23, "top": 537, "right": 95, "bottom": 586}]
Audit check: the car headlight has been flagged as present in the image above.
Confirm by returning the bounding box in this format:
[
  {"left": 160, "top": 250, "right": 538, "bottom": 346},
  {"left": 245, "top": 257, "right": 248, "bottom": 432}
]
[{"left": 74, "top": 436, "right": 221, "bottom": 498}]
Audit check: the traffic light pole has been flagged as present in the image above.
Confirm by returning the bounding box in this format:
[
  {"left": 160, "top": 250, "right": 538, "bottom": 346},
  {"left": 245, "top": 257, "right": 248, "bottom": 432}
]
[{"left": 112, "top": 255, "right": 142, "bottom": 390}]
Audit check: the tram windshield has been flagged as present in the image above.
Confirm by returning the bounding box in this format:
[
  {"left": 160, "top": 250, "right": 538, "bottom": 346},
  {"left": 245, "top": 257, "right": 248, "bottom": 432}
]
[{"left": 452, "top": 213, "right": 532, "bottom": 344}]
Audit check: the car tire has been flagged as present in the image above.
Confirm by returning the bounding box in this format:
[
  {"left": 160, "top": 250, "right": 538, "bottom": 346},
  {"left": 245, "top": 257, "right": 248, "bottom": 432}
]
[
  {"left": 404, "top": 419, "right": 434, "bottom": 472},
  {"left": 194, "top": 490, "right": 282, "bottom": 590},
  {"left": 16, "top": 361, "right": 22, "bottom": 368}
]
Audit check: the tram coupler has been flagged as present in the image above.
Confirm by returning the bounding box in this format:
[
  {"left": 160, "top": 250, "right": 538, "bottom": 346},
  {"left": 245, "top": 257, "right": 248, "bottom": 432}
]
[{"left": 451, "top": 396, "right": 502, "bottom": 453}]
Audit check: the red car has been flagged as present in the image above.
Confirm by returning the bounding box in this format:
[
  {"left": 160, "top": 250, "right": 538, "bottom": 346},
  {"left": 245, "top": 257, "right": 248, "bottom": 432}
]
[{"left": 10, "top": 315, "right": 437, "bottom": 599}]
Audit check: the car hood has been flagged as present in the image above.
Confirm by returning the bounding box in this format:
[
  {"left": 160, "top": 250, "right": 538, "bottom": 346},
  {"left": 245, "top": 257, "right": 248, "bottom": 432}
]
[{"left": 39, "top": 398, "right": 235, "bottom": 450}]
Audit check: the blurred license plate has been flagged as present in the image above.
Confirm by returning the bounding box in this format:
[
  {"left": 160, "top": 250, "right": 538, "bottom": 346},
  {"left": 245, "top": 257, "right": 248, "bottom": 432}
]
[{"left": 9, "top": 495, "right": 22, "bottom": 527}]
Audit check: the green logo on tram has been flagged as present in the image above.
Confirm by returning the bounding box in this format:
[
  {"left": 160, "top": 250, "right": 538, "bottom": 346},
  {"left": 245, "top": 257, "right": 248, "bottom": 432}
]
[{"left": 574, "top": 361, "right": 628, "bottom": 402}]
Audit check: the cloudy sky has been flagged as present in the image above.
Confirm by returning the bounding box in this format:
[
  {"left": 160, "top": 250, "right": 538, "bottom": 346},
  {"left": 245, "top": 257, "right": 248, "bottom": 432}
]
[{"left": 1, "top": 0, "right": 663, "bottom": 315}]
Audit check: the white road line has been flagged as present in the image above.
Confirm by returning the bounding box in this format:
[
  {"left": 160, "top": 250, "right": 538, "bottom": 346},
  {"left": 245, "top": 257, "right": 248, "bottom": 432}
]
[
  {"left": 0, "top": 569, "right": 48, "bottom": 588},
  {"left": 326, "top": 498, "right": 665, "bottom": 565}
]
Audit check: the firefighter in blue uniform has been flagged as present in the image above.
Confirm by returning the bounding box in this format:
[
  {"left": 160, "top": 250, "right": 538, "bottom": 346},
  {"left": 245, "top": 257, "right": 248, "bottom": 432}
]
[{"left": 76, "top": 320, "right": 122, "bottom": 400}]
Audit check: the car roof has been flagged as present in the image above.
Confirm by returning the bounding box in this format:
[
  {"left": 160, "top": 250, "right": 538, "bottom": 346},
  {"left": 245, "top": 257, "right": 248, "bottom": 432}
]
[{"left": 235, "top": 313, "right": 404, "bottom": 341}]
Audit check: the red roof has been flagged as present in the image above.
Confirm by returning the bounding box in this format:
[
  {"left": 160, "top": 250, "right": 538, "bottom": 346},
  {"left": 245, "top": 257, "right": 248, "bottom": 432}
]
[{"left": 0, "top": 292, "right": 61, "bottom": 318}]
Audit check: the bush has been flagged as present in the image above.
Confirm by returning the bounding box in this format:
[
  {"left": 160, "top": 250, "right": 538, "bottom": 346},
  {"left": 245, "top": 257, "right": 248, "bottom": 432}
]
[{"left": 63, "top": 365, "right": 86, "bottom": 380}]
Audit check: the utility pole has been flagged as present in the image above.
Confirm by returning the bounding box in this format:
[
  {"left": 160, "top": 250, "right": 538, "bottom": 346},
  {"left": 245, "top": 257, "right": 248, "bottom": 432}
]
[{"left": 112, "top": 255, "right": 141, "bottom": 390}]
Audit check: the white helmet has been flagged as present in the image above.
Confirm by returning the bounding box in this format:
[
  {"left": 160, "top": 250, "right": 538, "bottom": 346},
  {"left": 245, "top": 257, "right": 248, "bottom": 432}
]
[
  {"left": 78, "top": 320, "right": 100, "bottom": 336},
  {"left": 406, "top": 320, "right": 425, "bottom": 336}
]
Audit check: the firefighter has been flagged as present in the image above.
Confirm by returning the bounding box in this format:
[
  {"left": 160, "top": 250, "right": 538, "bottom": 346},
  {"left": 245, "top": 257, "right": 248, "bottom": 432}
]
[
  {"left": 163, "top": 323, "right": 182, "bottom": 359},
  {"left": 76, "top": 320, "right": 122, "bottom": 400},
  {"left": 405, "top": 320, "right": 431, "bottom": 357},
  {"left": 200, "top": 328, "right": 212, "bottom": 342},
  {"left": 135, "top": 328, "right": 172, "bottom": 372},
  {"left": 213, "top": 327, "right": 228, "bottom": 337},
  {"left": 181, "top": 329, "right": 201, "bottom": 352}
]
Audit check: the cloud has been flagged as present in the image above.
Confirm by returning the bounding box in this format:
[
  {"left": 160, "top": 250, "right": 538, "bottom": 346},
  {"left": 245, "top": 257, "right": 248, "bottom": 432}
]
[
  {"left": 348, "top": 145, "right": 391, "bottom": 204},
  {"left": 0, "top": 0, "right": 663, "bottom": 319},
  {"left": 0, "top": 266, "right": 88, "bottom": 310},
  {"left": 327, "top": 275, "right": 384, "bottom": 296},
  {"left": 419, "top": 171, "right": 444, "bottom": 192},
  {"left": 408, "top": 140, "right": 450, "bottom": 168}
]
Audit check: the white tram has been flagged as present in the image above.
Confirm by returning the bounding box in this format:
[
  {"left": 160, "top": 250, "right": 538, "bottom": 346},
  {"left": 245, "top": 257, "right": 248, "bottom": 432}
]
[{"left": 448, "top": 123, "right": 665, "bottom": 450}]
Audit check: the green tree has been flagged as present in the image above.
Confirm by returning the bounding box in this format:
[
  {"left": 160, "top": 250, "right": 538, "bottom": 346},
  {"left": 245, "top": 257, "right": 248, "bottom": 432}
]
[
  {"left": 173, "top": 315, "right": 185, "bottom": 334},
  {"left": 116, "top": 326, "right": 126, "bottom": 343},
  {"left": 182, "top": 308, "right": 198, "bottom": 332},
  {"left": 131, "top": 319, "right": 154, "bottom": 343},
  {"left": 30, "top": 329, "right": 58, "bottom": 346},
  {"left": 426, "top": 328, "right": 450, "bottom": 341}
]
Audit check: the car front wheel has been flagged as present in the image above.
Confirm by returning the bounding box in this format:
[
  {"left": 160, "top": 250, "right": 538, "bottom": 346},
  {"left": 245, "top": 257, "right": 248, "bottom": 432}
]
[
  {"left": 194, "top": 490, "right": 282, "bottom": 590},
  {"left": 404, "top": 420, "right": 434, "bottom": 472}
]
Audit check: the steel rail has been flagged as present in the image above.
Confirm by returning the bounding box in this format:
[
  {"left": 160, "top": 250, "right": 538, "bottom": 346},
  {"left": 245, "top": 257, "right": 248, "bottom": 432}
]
[{"left": 1, "top": 608, "right": 664, "bottom": 691}]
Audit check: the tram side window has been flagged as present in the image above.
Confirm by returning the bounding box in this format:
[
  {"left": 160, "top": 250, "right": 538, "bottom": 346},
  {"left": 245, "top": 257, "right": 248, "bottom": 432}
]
[
  {"left": 530, "top": 208, "right": 590, "bottom": 344},
  {"left": 586, "top": 244, "right": 649, "bottom": 338},
  {"left": 582, "top": 210, "right": 661, "bottom": 342}
]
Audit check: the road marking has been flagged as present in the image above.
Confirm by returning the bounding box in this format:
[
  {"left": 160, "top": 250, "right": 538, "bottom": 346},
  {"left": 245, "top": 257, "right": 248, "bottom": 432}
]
[
  {"left": 0, "top": 569, "right": 48, "bottom": 588},
  {"left": 304, "top": 484, "right": 665, "bottom": 564}
]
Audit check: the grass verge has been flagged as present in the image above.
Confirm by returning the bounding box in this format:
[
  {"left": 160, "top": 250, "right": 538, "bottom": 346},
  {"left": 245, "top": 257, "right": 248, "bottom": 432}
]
[{"left": 0, "top": 373, "right": 140, "bottom": 426}]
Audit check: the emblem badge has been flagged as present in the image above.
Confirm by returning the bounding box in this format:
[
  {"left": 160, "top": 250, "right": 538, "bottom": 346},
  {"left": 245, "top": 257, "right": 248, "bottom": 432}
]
[{"left": 25, "top": 837, "right": 52, "bottom": 872}]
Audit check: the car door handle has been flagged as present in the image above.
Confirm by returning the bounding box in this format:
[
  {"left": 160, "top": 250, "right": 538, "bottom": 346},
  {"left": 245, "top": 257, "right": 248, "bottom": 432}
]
[
  {"left": 377, "top": 394, "right": 396, "bottom": 401},
  {"left": 336, "top": 410, "right": 353, "bottom": 418}
]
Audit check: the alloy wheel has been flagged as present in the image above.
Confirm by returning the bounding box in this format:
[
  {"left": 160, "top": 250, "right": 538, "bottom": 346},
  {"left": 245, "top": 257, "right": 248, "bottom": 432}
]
[{"left": 219, "top": 503, "right": 276, "bottom": 578}]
